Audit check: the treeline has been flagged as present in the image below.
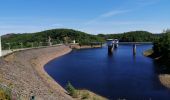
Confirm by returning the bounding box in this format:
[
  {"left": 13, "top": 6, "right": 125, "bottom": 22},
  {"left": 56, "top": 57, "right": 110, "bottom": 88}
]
[
  {"left": 149, "top": 30, "right": 170, "bottom": 72},
  {"left": 2, "top": 29, "right": 162, "bottom": 50},
  {"left": 1, "top": 29, "right": 104, "bottom": 50},
  {"left": 153, "top": 31, "right": 170, "bottom": 60},
  {"left": 98, "top": 31, "right": 161, "bottom": 42}
]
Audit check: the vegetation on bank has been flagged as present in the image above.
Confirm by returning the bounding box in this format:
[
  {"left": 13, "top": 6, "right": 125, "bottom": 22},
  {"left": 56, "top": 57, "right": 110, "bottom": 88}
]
[
  {"left": 98, "top": 31, "right": 161, "bottom": 42},
  {"left": 65, "top": 82, "right": 107, "bottom": 100},
  {"left": 1, "top": 29, "right": 104, "bottom": 50},
  {"left": 0, "top": 88, "right": 10, "bottom": 100},
  {"left": 153, "top": 31, "right": 170, "bottom": 59},
  {"left": 153, "top": 31, "right": 170, "bottom": 71},
  {"left": 2, "top": 29, "right": 162, "bottom": 50},
  {"left": 144, "top": 30, "right": 170, "bottom": 72}
]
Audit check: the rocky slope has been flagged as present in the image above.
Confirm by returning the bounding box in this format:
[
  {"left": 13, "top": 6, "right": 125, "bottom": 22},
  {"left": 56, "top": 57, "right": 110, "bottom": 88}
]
[{"left": 0, "top": 45, "right": 72, "bottom": 100}]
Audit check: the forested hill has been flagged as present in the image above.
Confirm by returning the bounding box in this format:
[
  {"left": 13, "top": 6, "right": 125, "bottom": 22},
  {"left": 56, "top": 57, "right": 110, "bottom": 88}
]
[
  {"left": 1, "top": 29, "right": 161, "bottom": 49},
  {"left": 1, "top": 29, "right": 104, "bottom": 49},
  {"left": 98, "top": 31, "right": 161, "bottom": 42}
]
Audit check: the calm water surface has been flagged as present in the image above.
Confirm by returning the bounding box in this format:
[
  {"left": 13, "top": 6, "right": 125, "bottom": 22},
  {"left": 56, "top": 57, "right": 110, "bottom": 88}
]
[{"left": 45, "top": 45, "right": 170, "bottom": 100}]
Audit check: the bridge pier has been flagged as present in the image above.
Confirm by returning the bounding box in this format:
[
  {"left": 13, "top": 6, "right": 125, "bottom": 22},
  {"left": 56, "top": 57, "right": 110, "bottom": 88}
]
[
  {"left": 106, "top": 41, "right": 152, "bottom": 55},
  {"left": 108, "top": 45, "right": 114, "bottom": 54},
  {"left": 100, "top": 43, "right": 103, "bottom": 47},
  {"left": 107, "top": 39, "right": 114, "bottom": 54},
  {"left": 133, "top": 44, "right": 136, "bottom": 55},
  {"left": 114, "top": 44, "right": 118, "bottom": 48}
]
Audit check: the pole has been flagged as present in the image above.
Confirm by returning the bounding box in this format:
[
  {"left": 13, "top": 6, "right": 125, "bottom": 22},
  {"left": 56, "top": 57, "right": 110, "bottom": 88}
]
[
  {"left": 31, "top": 42, "right": 34, "bottom": 48},
  {"left": 48, "top": 36, "right": 52, "bottom": 46},
  {"left": 39, "top": 42, "right": 42, "bottom": 47},
  {"left": 6, "top": 43, "right": 11, "bottom": 50},
  {"left": 20, "top": 43, "right": 23, "bottom": 49},
  {"left": 133, "top": 44, "right": 136, "bottom": 55}
]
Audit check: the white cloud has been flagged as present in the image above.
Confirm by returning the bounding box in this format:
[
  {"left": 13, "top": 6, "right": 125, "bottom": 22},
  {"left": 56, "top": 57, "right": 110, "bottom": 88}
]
[
  {"left": 85, "top": 10, "right": 131, "bottom": 25},
  {"left": 100, "top": 10, "right": 130, "bottom": 18}
]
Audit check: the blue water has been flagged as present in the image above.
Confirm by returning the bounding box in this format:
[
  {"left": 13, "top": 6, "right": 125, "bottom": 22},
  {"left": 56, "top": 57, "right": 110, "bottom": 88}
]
[{"left": 45, "top": 45, "right": 170, "bottom": 100}]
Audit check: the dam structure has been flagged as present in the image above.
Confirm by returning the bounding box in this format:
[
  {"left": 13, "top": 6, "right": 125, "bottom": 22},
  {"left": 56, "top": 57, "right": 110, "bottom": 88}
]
[{"left": 106, "top": 39, "right": 152, "bottom": 55}]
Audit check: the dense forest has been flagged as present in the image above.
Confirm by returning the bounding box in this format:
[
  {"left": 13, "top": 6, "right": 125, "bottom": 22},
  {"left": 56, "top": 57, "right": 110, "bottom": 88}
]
[
  {"left": 1, "top": 29, "right": 104, "bottom": 49},
  {"left": 2, "top": 29, "right": 162, "bottom": 50},
  {"left": 152, "top": 31, "right": 170, "bottom": 68},
  {"left": 98, "top": 31, "right": 161, "bottom": 42}
]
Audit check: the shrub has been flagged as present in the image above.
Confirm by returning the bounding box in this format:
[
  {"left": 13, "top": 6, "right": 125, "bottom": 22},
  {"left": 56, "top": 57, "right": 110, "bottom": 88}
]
[
  {"left": 81, "top": 92, "right": 90, "bottom": 99},
  {"left": 65, "top": 82, "right": 78, "bottom": 98},
  {"left": 0, "top": 89, "right": 10, "bottom": 100}
]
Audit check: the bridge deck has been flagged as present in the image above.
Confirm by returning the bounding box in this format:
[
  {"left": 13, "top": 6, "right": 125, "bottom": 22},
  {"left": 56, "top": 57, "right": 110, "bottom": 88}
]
[{"left": 113, "top": 42, "right": 153, "bottom": 44}]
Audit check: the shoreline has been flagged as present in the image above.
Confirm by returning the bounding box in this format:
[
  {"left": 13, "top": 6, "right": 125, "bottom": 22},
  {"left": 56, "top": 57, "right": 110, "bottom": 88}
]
[
  {"left": 0, "top": 45, "right": 73, "bottom": 100},
  {"left": 143, "top": 49, "right": 170, "bottom": 89},
  {"left": 0, "top": 45, "right": 106, "bottom": 100},
  {"left": 69, "top": 44, "right": 103, "bottom": 49}
]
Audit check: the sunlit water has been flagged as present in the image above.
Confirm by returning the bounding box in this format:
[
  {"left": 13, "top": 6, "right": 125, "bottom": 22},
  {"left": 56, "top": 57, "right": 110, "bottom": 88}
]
[{"left": 45, "top": 45, "right": 170, "bottom": 100}]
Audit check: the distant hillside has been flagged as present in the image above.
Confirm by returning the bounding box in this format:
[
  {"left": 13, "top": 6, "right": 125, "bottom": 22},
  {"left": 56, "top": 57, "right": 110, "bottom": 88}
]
[
  {"left": 1, "top": 29, "right": 162, "bottom": 50},
  {"left": 2, "top": 29, "right": 104, "bottom": 49},
  {"left": 98, "top": 31, "right": 161, "bottom": 42}
]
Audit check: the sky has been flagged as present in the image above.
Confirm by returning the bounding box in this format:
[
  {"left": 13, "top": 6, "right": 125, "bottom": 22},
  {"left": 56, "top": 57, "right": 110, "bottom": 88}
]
[{"left": 0, "top": 0, "right": 170, "bottom": 35}]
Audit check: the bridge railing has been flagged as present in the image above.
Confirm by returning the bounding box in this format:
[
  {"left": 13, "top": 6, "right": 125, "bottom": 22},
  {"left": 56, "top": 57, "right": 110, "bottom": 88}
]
[
  {"left": 112, "top": 42, "right": 153, "bottom": 44},
  {"left": 1, "top": 42, "right": 64, "bottom": 57}
]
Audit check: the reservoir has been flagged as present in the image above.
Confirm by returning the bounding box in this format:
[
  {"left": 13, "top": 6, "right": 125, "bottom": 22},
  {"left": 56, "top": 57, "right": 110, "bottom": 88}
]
[{"left": 45, "top": 45, "right": 170, "bottom": 100}]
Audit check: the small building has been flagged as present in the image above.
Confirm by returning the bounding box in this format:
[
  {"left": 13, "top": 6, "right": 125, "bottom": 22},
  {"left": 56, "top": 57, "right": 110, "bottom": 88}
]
[
  {"left": 72, "top": 40, "right": 76, "bottom": 44},
  {"left": 114, "top": 39, "right": 119, "bottom": 44},
  {"left": 113, "top": 39, "right": 119, "bottom": 48}
]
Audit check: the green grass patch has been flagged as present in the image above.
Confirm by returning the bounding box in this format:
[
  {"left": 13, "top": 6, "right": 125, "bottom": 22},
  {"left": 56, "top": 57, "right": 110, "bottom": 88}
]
[{"left": 0, "top": 88, "right": 10, "bottom": 100}]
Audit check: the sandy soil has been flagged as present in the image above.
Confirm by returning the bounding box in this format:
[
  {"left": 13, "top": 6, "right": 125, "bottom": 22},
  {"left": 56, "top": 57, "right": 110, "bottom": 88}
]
[
  {"left": 143, "top": 49, "right": 170, "bottom": 89},
  {"left": 0, "top": 45, "right": 73, "bottom": 100},
  {"left": 159, "top": 74, "right": 170, "bottom": 89}
]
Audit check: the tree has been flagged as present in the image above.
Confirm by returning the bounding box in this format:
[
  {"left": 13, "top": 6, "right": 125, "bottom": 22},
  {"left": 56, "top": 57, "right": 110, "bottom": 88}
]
[{"left": 153, "top": 32, "right": 170, "bottom": 58}]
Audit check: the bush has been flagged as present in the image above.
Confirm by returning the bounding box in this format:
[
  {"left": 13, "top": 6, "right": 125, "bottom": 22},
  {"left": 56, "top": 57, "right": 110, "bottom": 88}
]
[
  {"left": 81, "top": 92, "right": 90, "bottom": 99},
  {"left": 153, "top": 32, "right": 170, "bottom": 58},
  {"left": 65, "top": 82, "right": 78, "bottom": 98},
  {"left": 0, "top": 89, "right": 10, "bottom": 100}
]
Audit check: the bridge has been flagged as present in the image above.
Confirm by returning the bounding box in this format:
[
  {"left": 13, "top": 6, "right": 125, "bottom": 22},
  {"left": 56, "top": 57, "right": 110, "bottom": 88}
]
[
  {"left": 107, "top": 39, "right": 152, "bottom": 55},
  {"left": 112, "top": 42, "right": 152, "bottom": 45}
]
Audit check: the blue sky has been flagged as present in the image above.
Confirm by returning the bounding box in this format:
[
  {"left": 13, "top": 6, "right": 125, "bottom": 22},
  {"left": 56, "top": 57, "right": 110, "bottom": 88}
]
[{"left": 0, "top": 0, "right": 170, "bottom": 35}]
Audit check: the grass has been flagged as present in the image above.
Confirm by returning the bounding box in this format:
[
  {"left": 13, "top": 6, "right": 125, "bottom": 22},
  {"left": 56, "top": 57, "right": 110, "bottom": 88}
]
[
  {"left": 77, "top": 89, "right": 107, "bottom": 100},
  {"left": 81, "top": 91, "right": 90, "bottom": 99},
  {"left": 0, "top": 88, "right": 10, "bottom": 100},
  {"left": 66, "top": 82, "right": 78, "bottom": 98},
  {"left": 65, "top": 82, "right": 107, "bottom": 100}
]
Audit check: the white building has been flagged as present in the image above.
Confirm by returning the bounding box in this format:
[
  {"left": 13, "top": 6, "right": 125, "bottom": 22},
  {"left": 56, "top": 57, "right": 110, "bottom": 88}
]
[{"left": 72, "top": 40, "right": 76, "bottom": 44}]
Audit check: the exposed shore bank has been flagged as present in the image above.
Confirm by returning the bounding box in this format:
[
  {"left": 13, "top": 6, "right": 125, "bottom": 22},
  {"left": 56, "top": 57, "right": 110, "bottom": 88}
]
[
  {"left": 143, "top": 49, "right": 170, "bottom": 89},
  {"left": 0, "top": 45, "right": 107, "bottom": 100},
  {"left": 0, "top": 45, "right": 73, "bottom": 100},
  {"left": 69, "top": 43, "right": 103, "bottom": 49}
]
